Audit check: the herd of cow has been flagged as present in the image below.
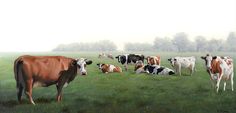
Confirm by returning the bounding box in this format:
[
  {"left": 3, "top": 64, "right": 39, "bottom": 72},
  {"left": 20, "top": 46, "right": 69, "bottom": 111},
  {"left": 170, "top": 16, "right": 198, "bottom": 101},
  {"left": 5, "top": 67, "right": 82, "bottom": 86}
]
[{"left": 13, "top": 53, "right": 234, "bottom": 105}]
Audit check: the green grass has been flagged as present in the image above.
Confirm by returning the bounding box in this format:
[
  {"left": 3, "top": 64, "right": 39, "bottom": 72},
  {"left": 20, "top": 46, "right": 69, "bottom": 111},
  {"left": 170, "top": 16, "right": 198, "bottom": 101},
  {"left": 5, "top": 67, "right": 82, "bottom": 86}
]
[{"left": 0, "top": 52, "right": 235, "bottom": 113}]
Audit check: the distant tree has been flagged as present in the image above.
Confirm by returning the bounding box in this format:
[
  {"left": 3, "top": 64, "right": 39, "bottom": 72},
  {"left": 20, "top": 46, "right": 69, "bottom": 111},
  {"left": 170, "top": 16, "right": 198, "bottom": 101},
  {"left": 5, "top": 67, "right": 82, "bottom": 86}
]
[
  {"left": 206, "top": 39, "right": 223, "bottom": 52},
  {"left": 52, "top": 40, "right": 117, "bottom": 52},
  {"left": 195, "top": 36, "right": 207, "bottom": 52},
  {"left": 172, "top": 32, "right": 190, "bottom": 52},
  {"left": 226, "top": 32, "right": 236, "bottom": 51},
  {"left": 124, "top": 43, "right": 153, "bottom": 51},
  {"left": 153, "top": 37, "right": 176, "bottom": 51}
]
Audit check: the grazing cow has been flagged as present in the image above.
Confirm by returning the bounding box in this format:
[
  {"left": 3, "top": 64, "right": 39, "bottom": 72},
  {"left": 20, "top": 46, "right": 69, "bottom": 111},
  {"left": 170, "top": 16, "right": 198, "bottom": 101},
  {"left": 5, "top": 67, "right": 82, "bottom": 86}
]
[
  {"left": 146, "top": 56, "right": 161, "bottom": 65},
  {"left": 143, "top": 65, "right": 175, "bottom": 75},
  {"left": 98, "top": 53, "right": 114, "bottom": 59},
  {"left": 115, "top": 54, "right": 145, "bottom": 71},
  {"left": 134, "top": 60, "right": 146, "bottom": 74},
  {"left": 14, "top": 55, "right": 92, "bottom": 105},
  {"left": 201, "top": 54, "right": 234, "bottom": 92},
  {"left": 97, "top": 63, "right": 122, "bottom": 73},
  {"left": 168, "top": 56, "right": 196, "bottom": 76}
]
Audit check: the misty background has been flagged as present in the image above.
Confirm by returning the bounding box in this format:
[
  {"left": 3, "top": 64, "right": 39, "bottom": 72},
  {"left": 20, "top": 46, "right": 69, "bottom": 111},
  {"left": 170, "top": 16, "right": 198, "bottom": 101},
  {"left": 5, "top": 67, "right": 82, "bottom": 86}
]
[
  {"left": 53, "top": 32, "right": 236, "bottom": 52},
  {"left": 0, "top": 0, "right": 236, "bottom": 52}
]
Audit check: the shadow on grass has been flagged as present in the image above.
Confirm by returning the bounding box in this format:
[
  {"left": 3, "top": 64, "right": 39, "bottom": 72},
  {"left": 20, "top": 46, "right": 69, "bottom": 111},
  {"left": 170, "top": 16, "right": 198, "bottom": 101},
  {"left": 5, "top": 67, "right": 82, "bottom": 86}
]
[{"left": 0, "top": 97, "right": 55, "bottom": 108}]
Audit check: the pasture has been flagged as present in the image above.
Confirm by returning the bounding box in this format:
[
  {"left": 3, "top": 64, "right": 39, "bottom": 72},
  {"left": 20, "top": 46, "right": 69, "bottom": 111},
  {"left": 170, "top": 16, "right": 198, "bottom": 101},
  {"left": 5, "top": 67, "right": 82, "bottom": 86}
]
[{"left": 0, "top": 52, "right": 235, "bottom": 113}]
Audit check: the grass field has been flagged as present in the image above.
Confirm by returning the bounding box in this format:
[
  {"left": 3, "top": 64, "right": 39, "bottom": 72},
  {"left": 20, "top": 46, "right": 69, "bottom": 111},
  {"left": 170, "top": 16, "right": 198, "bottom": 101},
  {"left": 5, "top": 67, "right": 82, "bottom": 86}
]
[{"left": 0, "top": 52, "right": 235, "bottom": 113}]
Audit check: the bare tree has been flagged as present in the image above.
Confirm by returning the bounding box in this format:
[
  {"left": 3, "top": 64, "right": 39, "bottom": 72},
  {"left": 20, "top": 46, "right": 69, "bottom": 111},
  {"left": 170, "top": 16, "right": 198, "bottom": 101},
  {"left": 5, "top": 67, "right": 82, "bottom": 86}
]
[
  {"left": 153, "top": 37, "right": 176, "bottom": 51},
  {"left": 195, "top": 36, "right": 207, "bottom": 52},
  {"left": 172, "top": 32, "right": 190, "bottom": 52}
]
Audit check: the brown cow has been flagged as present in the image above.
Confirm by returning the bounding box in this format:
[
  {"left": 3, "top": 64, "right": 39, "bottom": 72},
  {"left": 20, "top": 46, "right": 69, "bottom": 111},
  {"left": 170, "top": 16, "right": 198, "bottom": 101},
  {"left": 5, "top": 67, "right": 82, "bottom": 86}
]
[
  {"left": 14, "top": 55, "right": 92, "bottom": 105},
  {"left": 146, "top": 56, "right": 161, "bottom": 65},
  {"left": 97, "top": 63, "right": 122, "bottom": 73}
]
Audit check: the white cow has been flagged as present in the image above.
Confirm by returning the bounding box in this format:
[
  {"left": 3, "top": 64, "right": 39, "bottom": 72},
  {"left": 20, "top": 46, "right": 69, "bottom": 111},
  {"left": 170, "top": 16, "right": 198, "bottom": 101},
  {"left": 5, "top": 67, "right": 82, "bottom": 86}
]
[{"left": 168, "top": 56, "right": 196, "bottom": 76}]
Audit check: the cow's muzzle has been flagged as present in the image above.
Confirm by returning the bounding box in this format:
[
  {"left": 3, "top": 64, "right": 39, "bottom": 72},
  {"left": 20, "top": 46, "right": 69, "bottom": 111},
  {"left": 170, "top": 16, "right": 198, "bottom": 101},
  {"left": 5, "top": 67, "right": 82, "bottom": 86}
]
[{"left": 81, "top": 72, "right": 87, "bottom": 75}]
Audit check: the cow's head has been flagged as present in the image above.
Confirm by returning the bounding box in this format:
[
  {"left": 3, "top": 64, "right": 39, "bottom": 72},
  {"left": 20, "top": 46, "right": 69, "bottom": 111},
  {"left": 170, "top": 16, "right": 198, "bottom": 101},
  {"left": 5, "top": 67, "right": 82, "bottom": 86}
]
[
  {"left": 97, "top": 63, "right": 104, "bottom": 70},
  {"left": 76, "top": 58, "right": 92, "bottom": 75},
  {"left": 201, "top": 54, "right": 214, "bottom": 70},
  {"left": 134, "top": 60, "right": 144, "bottom": 71},
  {"left": 168, "top": 58, "right": 177, "bottom": 67},
  {"left": 115, "top": 55, "right": 126, "bottom": 64}
]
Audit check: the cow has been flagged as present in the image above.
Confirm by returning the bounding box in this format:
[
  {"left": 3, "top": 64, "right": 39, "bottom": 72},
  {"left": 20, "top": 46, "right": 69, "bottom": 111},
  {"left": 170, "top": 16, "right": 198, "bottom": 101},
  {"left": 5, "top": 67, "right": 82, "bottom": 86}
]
[
  {"left": 143, "top": 65, "right": 175, "bottom": 75},
  {"left": 98, "top": 53, "right": 114, "bottom": 59},
  {"left": 201, "top": 54, "right": 234, "bottom": 92},
  {"left": 134, "top": 60, "right": 146, "bottom": 74},
  {"left": 97, "top": 63, "right": 122, "bottom": 73},
  {"left": 168, "top": 56, "right": 196, "bottom": 76},
  {"left": 115, "top": 54, "right": 145, "bottom": 71},
  {"left": 146, "top": 56, "right": 161, "bottom": 65},
  {"left": 14, "top": 55, "right": 92, "bottom": 105}
]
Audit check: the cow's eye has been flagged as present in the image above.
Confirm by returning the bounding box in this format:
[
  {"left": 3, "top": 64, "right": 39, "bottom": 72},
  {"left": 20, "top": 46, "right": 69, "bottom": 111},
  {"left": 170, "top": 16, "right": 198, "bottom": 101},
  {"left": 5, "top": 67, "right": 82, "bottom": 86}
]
[
  {"left": 77, "top": 65, "right": 81, "bottom": 68},
  {"left": 84, "top": 64, "right": 87, "bottom": 67}
]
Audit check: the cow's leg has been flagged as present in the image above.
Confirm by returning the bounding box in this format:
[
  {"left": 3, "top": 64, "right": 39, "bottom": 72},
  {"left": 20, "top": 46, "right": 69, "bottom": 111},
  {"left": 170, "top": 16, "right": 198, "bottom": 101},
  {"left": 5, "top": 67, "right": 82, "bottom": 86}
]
[
  {"left": 190, "top": 68, "right": 193, "bottom": 76},
  {"left": 56, "top": 84, "right": 63, "bottom": 102},
  {"left": 124, "top": 64, "right": 128, "bottom": 71},
  {"left": 56, "top": 76, "right": 67, "bottom": 102},
  {"left": 179, "top": 66, "right": 181, "bottom": 76},
  {"left": 216, "top": 73, "right": 223, "bottom": 93},
  {"left": 17, "top": 84, "right": 24, "bottom": 103},
  {"left": 223, "top": 81, "right": 226, "bottom": 91},
  {"left": 25, "top": 79, "right": 35, "bottom": 105},
  {"left": 175, "top": 68, "right": 178, "bottom": 75},
  {"left": 231, "top": 72, "right": 234, "bottom": 91},
  {"left": 190, "top": 65, "right": 194, "bottom": 76}
]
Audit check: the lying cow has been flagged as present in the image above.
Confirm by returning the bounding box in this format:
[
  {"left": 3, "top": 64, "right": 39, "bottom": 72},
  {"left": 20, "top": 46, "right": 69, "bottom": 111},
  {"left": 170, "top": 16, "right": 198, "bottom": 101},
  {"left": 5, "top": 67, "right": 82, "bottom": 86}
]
[
  {"left": 115, "top": 54, "right": 145, "bottom": 71},
  {"left": 146, "top": 56, "right": 161, "bottom": 65},
  {"left": 14, "top": 55, "right": 92, "bottom": 105},
  {"left": 201, "top": 54, "right": 234, "bottom": 92},
  {"left": 168, "top": 56, "right": 196, "bottom": 76},
  {"left": 134, "top": 60, "right": 146, "bottom": 74},
  {"left": 143, "top": 65, "right": 175, "bottom": 75},
  {"left": 98, "top": 53, "right": 114, "bottom": 59},
  {"left": 97, "top": 63, "right": 122, "bottom": 73}
]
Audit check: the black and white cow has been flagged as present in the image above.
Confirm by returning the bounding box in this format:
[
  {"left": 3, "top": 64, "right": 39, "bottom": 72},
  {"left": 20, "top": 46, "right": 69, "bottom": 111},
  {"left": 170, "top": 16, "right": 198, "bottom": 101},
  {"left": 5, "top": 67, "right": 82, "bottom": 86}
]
[
  {"left": 143, "top": 65, "right": 175, "bottom": 75},
  {"left": 115, "top": 54, "right": 145, "bottom": 71}
]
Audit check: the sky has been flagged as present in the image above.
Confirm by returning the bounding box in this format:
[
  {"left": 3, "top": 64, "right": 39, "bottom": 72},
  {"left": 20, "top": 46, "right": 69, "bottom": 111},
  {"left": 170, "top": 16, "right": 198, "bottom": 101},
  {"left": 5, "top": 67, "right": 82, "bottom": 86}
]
[{"left": 0, "top": 0, "right": 236, "bottom": 52}]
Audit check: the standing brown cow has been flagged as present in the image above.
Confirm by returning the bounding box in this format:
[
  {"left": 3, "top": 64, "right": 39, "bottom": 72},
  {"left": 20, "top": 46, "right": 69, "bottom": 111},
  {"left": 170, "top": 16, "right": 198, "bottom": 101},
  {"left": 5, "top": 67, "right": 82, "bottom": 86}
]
[{"left": 14, "top": 55, "right": 92, "bottom": 105}]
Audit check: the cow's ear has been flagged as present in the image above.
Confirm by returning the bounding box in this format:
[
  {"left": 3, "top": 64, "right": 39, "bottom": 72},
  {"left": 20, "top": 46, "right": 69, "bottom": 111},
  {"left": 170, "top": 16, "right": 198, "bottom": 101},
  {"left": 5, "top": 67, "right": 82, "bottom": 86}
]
[
  {"left": 212, "top": 56, "right": 217, "bottom": 59},
  {"left": 144, "top": 65, "right": 148, "bottom": 70},
  {"left": 167, "top": 58, "right": 171, "bottom": 61},
  {"left": 115, "top": 56, "right": 119, "bottom": 59},
  {"left": 86, "top": 60, "right": 93, "bottom": 65},
  {"left": 71, "top": 60, "right": 77, "bottom": 66},
  {"left": 201, "top": 56, "right": 206, "bottom": 59}
]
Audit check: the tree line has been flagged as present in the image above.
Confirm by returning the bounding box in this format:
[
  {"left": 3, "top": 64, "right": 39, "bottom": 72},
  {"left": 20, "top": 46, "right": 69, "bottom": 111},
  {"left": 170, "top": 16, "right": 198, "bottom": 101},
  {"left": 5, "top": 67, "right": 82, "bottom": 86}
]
[
  {"left": 53, "top": 32, "right": 236, "bottom": 52},
  {"left": 53, "top": 40, "right": 117, "bottom": 52}
]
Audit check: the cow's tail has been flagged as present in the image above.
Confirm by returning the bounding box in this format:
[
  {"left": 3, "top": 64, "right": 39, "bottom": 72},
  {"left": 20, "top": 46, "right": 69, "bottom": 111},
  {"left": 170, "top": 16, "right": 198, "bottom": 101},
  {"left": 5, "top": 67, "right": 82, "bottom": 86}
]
[{"left": 14, "top": 57, "right": 24, "bottom": 91}]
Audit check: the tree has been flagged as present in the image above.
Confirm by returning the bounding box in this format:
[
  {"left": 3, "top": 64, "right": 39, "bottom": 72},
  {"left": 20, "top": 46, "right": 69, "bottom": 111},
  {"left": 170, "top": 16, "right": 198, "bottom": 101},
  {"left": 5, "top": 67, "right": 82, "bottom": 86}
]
[
  {"left": 153, "top": 37, "right": 176, "bottom": 51},
  {"left": 52, "top": 40, "right": 117, "bottom": 52},
  {"left": 226, "top": 32, "right": 236, "bottom": 51},
  {"left": 124, "top": 43, "right": 153, "bottom": 51},
  {"left": 172, "top": 32, "right": 190, "bottom": 52},
  {"left": 195, "top": 36, "right": 207, "bottom": 52},
  {"left": 206, "top": 39, "right": 223, "bottom": 52}
]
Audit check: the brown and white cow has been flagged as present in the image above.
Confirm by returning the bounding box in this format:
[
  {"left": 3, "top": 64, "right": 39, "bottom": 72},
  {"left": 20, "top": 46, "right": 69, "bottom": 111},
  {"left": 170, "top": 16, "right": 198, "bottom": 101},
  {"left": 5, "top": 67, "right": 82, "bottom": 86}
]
[
  {"left": 134, "top": 60, "right": 146, "bottom": 74},
  {"left": 98, "top": 53, "right": 114, "bottom": 59},
  {"left": 146, "top": 56, "right": 161, "bottom": 65},
  {"left": 97, "top": 63, "right": 122, "bottom": 73},
  {"left": 201, "top": 54, "right": 234, "bottom": 93},
  {"left": 14, "top": 55, "right": 92, "bottom": 105}
]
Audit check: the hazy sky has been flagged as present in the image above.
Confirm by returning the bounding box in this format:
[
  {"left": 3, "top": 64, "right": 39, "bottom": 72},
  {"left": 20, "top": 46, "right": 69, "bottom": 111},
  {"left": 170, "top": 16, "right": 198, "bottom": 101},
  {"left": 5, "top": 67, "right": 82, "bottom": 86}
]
[{"left": 0, "top": 0, "right": 236, "bottom": 52}]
